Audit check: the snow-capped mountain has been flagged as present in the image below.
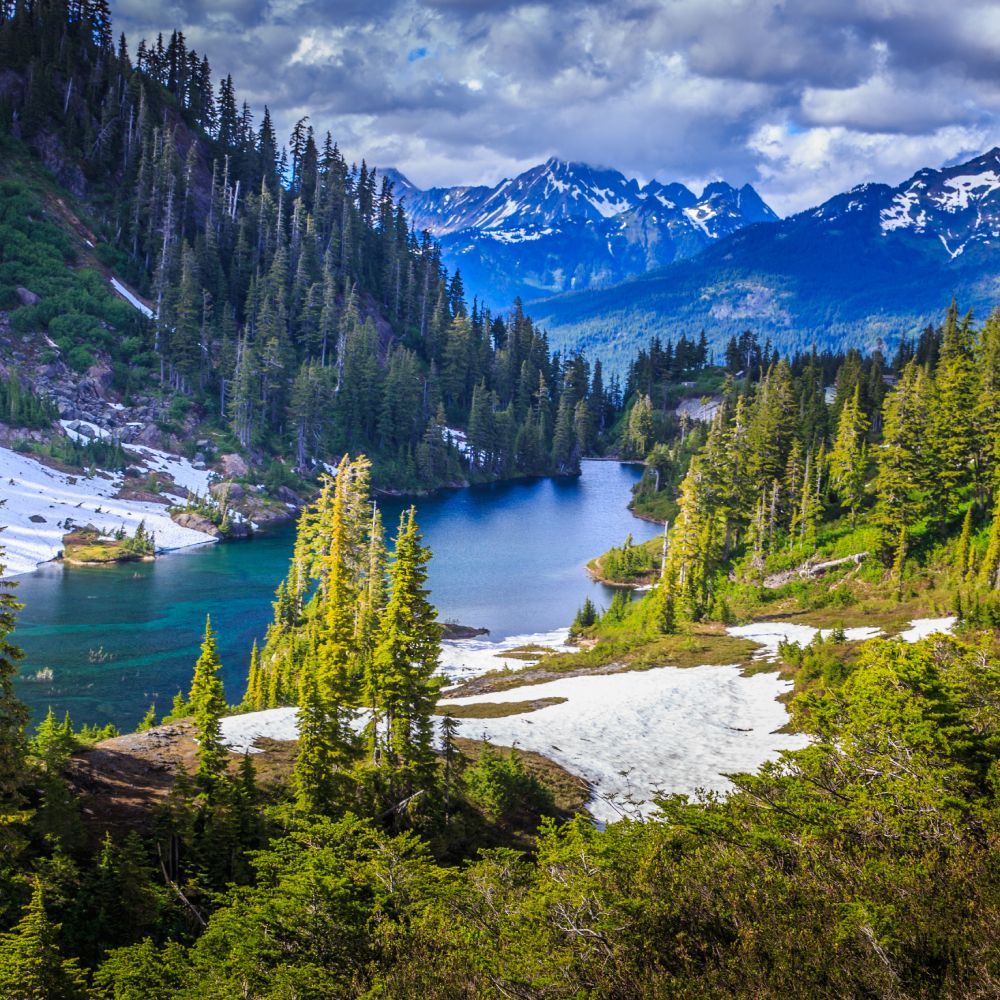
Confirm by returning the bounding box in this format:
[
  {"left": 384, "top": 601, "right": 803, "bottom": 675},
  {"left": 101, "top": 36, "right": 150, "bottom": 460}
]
[
  {"left": 381, "top": 159, "right": 778, "bottom": 308},
  {"left": 533, "top": 147, "right": 1000, "bottom": 372},
  {"left": 817, "top": 147, "right": 1000, "bottom": 259}
]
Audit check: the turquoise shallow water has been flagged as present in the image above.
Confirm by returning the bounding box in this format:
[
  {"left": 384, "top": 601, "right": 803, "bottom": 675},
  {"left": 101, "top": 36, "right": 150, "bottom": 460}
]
[{"left": 10, "top": 460, "right": 658, "bottom": 729}]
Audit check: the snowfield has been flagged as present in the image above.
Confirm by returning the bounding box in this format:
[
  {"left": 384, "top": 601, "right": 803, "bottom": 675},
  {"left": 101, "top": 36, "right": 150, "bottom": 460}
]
[
  {"left": 441, "top": 664, "right": 807, "bottom": 824},
  {"left": 217, "top": 616, "right": 961, "bottom": 825},
  {"left": 0, "top": 446, "right": 217, "bottom": 578},
  {"left": 438, "top": 627, "right": 572, "bottom": 683},
  {"left": 897, "top": 617, "right": 957, "bottom": 642},
  {"left": 728, "top": 617, "right": 956, "bottom": 659},
  {"left": 219, "top": 665, "right": 808, "bottom": 825},
  {"left": 727, "top": 621, "right": 882, "bottom": 660}
]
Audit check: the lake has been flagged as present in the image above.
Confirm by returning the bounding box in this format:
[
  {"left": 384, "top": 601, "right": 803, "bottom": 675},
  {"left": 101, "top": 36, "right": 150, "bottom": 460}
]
[{"left": 10, "top": 460, "right": 659, "bottom": 729}]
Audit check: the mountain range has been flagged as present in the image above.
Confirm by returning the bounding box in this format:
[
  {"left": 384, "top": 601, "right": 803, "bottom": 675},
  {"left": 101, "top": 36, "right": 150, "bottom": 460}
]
[
  {"left": 526, "top": 147, "right": 1000, "bottom": 369},
  {"left": 383, "top": 159, "right": 778, "bottom": 308}
]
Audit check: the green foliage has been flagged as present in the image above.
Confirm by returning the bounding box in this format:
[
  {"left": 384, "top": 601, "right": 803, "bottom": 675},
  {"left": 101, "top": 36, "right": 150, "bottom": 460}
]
[
  {"left": 0, "top": 373, "right": 55, "bottom": 430},
  {"left": 22, "top": 434, "right": 128, "bottom": 473},
  {"left": 187, "top": 617, "right": 228, "bottom": 792},
  {"left": 0, "top": 882, "right": 87, "bottom": 999},
  {"left": 569, "top": 596, "right": 597, "bottom": 637},
  {"left": 462, "top": 744, "right": 555, "bottom": 821},
  {"left": 596, "top": 532, "right": 658, "bottom": 583}
]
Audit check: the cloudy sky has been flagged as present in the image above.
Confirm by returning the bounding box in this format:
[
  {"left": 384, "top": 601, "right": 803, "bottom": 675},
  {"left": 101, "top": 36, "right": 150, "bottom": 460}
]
[{"left": 113, "top": 0, "right": 1000, "bottom": 215}]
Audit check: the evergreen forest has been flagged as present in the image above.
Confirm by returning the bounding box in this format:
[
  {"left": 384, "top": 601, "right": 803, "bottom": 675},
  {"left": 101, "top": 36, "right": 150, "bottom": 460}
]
[{"left": 0, "top": 2, "right": 999, "bottom": 998}]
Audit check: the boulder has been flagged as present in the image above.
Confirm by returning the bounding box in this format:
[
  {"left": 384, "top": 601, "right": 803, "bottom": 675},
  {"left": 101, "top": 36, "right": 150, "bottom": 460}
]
[
  {"left": 15, "top": 286, "right": 40, "bottom": 306},
  {"left": 210, "top": 481, "right": 245, "bottom": 502},
  {"left": 277, "top": 485, "right": 303, "bottom": 506},
  {"left": 225, "top": 519, "right": 252, "bottom": 539},
  {"left": 84, "top": 362, "right": 114, "bottom": 393},
  {"left": 171, "top": 511, "right": 222, "bottom": 538},
  {"left": 220, "top": 453, "right": 249, "bottom": 478},
  {"left": 134, "top": 424, "right": 165, "bottom": 448},
  {"left": 28, "top": 514, "right": 46, "bottom": 524}
]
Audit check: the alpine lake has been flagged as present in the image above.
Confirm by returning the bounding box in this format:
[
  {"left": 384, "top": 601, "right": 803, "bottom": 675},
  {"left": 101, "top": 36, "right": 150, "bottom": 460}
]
[{"left": 11, "top": 460, "right": 659, "bottom": 729}]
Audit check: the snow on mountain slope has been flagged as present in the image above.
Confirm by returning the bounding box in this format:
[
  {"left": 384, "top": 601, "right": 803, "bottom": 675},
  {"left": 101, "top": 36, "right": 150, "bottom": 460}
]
[
  {"left": 382, "top": 159, "right": 778, "bottom": 308},
  {"left": 866, "top": 149, "right": 1000, "bottom": 256},
  {"left": 0, "top": 446, "right": 216, "bottom": 578},
  {"left": 534, "top": 146, "right": 1000, "bottom": 372}
]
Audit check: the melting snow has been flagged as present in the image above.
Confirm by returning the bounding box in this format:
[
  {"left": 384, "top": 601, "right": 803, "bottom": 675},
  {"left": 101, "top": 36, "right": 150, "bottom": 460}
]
[
  {"left": 935, "top": 171, "right": 1000, "bottom": 212},
  {"left": 728, "top": 616, "right": 956, "bottom": 658},
  {"left": 896, "top": 617, "right": 956, "bottom": 642},
  {"left": 438, "top": 628, "right": 572, "bottom": 684},
  {"left": 123, "top": 444, "right": 214, "bottom": 496},
  {"left": 727, "top": 621, "right": 882, "bottom": 661},
  {"left": 217, "top": 616, "right": 961, "bottom": 824},
  {"left": 60, "top": 419, "right": 112, "bottom": 443},
  {"left": 110, "top": 277, "right": 156, "bottom": 319},
  {"left": 219, "top": 665, "right": 807, "bottom": 825},
  {"left": 682, "top": 203, "right": 720, "bottom": 237},
  {"left": 880, "top": 189, "right": 923, "bottom": 233},
  {"left": 222, "top": 707, "right": 300, "bottom": 753},
  {"left": 0, "top": 446, "right": 216, "bottom": 578}
]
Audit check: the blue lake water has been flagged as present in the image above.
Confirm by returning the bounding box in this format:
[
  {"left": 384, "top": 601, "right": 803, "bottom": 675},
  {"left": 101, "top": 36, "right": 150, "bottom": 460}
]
[{"left": 10, "top": 460, "right": 658, "bottom": 729}]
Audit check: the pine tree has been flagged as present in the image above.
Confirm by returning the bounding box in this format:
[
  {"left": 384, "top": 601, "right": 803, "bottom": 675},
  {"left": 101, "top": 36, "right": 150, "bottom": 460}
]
[
  {"left": 0, "top": 881, "right": 87, "bottom": 999},
  {"left": 955, "top": 507, "right": 973, "bottom": 580},
  {"left": 874, "top": 361, "right": 933, "bottom": 561},
  {"left": 291, "top": 659, "right": 339, "bottom": 814},
  {"left": 980, "top": 493, "right": 1000, "bottom": 589},
  {"left": 188, "top": 616, "right": 228, "bottom": 791},
  {"left": 371, "top": 508, "right": 442, "bottom": 789},
  {"left": 829, "top": 384, "right": 870, "bottom": 527},
  {"left": 624, "top": 394, "right": 653, "bottom": 458},
  {"left": 930, "top": 301, "right": 978, "bottom": 519},
  {"left": 137, "top": 703, "right": 158, "bottom": 732}
]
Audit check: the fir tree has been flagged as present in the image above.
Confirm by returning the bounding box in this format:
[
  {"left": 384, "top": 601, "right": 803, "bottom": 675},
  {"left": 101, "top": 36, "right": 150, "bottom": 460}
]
[
  {"left": 371, "top": 508, "right": 442, "bottom": 790},
  {"left": 829, "top": 384, "right": 870, "bottom": 527},
  {"left": 0, "top": 882, "right": 87, "bottom": 1000},
  {"left": 188, "top": 616, "right": 228, "bottom": 791}
]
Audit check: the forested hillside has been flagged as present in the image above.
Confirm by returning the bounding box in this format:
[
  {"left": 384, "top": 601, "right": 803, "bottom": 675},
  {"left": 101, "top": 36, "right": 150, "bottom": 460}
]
[
  {"left": 536, "top": 148, "right": 1000, "bottom": 371},
  {"left": 0, "top": 1, "right": 613, "bottom": 490},
  {"left": 1, "top": 301, "right": 999, "bottom": 995}
]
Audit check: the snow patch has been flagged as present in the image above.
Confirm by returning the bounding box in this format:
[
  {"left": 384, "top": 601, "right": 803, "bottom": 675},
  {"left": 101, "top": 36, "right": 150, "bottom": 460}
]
[
  {"left": 935, "top": 171, "right": 1000, "bottom": 212},
  {"left": 110, "top": 277, "right": 156, "bottom": 319},
  {"left": 727, "top": 621, "right": 882, "bottom": 661},
  {"left": 219, "top": 664, "right": 807, "bottom": 824},
  {"left": 683, "top": 203, "right": 720, "bottom": 237},
  {"left": 60, "top": 419, "right": 112, "bottom": 443},
  {"left": 0, "top": 446, "right": 216, "bottom": 578},
  {"left": 442, "top": 665, "right": 808, "bottom": 823},
  {"left": 123, "top": 444, "right": 213, "bottom": 496},
  {"left": 221, "top": 707, "right": 300, "bottom": 753},
  {"left": 896, "top": 617, "right": 956, "bottom": 642},
  {"left": 438, "top": 628, "right": 572, "bottom": 684}
]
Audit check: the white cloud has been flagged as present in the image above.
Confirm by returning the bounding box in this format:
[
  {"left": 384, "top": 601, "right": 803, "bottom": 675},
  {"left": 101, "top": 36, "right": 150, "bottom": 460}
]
[
  {"left": 748, "top": 123, "right": 993, "bottom": 216},
  {"left": 114, "top": 0, "right": 1000, "bottom": 214}
]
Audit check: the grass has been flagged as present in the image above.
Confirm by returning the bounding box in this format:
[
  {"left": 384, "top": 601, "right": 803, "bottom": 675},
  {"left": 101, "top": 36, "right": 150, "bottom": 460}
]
[
  {"left": 62, "top": 529, "right": 151, "bottom": 565},
  {"left": 494, "top": 644, "right": 557, "bottom": 660},
  {"left": 436, "top": 697, "right": 567, "bottom": 719},
  {"left": 452, "top": 626, "right": 761, "bottom": 697}
]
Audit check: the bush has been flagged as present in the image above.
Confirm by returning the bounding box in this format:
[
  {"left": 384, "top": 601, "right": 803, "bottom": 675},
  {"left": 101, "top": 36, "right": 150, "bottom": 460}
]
[{"left": 463, "top": 745, "right": 555, "bottom": 822}]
